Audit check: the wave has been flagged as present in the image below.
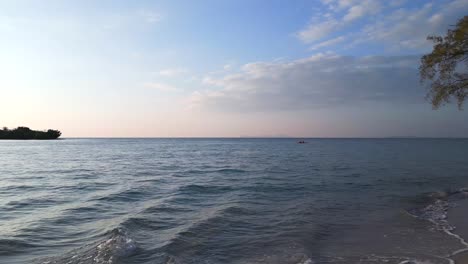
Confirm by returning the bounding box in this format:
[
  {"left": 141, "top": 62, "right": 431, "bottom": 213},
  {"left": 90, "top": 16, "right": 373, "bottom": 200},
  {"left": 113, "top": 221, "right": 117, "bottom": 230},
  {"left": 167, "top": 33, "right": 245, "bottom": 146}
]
[
  {"left": 216, "top": 168, "right": 247, "bottom": 173},
  {"left": 407, "top": 188, "right": 468, "bottom": 230},
  {"left": 34, "top": 228, "right": 136, "bottom": 264},
  {"left": 184, "top": 168, "right": 247, "bottom": 174},
  {"left": 54, "top": 181, "right": 114, "bottom": 192},
  {"left": 33, "top": 168, "right": 95, "bottom": 175},
  {"left": 0, "top": 184, "right": 38, "bottom": 191},
  {"left": 140, "top": 204, "right": 191, "bottom": 215},
  {"left": 30, "top": 188, "right": 468, "bottom": 264},
  {"left": 93, "top": 188, "right": 150, "bottom": 203},
  {"left": 0, "top": 238, "right": 39, "bottom": 256},
  {"left": 151, "top": 203, "right": 317, "bottom": 263},
  {"left": 177, "top": 184, "right": 234, "bottom": 195},
  {"left": 405, "top": 188, "right": 468, "bottom": 264},
  {"left": 3, "top": 197, "right": 68, "bottom": 212}
]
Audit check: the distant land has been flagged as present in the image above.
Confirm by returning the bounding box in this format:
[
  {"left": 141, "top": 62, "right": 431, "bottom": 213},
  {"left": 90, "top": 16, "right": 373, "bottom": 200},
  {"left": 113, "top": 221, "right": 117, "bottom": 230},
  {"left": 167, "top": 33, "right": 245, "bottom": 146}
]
[{"left": 0, "top": 127, "right": 62, "bottom": 140}]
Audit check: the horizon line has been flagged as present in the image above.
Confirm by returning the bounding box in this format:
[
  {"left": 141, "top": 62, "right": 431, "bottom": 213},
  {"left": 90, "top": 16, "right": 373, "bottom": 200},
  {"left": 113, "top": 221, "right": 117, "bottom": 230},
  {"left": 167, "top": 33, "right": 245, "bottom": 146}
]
[{"left": 61, "top": 136, "right": 468, "bottom": 139}]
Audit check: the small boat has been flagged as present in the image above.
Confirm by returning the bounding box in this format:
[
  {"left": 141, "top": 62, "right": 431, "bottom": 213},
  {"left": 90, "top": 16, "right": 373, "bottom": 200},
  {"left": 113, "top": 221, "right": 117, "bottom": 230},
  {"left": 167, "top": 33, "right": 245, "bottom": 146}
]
[{"left": 297, "top": 140, "right": 307, "bottom": 144}]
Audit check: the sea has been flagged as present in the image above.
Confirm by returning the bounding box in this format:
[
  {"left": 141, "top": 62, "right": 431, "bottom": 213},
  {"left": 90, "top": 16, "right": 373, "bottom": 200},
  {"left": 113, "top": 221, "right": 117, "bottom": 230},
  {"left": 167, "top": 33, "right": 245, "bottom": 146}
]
[{"left": 1, "top": 138, "right": 468, "bottom": 264}]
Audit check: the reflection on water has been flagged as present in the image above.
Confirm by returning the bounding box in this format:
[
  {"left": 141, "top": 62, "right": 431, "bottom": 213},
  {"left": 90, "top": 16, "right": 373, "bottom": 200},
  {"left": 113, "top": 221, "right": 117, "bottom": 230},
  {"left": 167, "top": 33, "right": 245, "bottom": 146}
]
[{"left": 1, "top": 138, "right": 468, "bottom": 264}]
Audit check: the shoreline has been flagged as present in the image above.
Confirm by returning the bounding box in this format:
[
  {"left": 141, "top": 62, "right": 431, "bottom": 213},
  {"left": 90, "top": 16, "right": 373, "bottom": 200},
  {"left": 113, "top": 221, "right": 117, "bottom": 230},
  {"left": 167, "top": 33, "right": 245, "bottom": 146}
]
[{"left": 448, "top": 199, "right": 468, "bottom": 263}]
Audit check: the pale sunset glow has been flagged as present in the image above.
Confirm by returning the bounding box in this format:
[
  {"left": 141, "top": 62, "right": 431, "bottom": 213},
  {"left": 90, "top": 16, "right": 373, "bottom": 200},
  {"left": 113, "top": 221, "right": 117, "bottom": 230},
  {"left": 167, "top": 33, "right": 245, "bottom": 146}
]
[
  {"left": 1, "top": 0, "right": 467, "bottom": 137},
  {"left": 2, "top": 2, "right": 468, "bottom": 263}
]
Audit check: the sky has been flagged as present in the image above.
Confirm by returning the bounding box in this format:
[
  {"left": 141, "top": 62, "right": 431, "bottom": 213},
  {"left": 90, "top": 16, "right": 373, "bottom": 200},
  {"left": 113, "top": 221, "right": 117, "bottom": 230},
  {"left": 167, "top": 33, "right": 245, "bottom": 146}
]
[{"left": 1, "top": 0, "right": 468, "bottom": 137}]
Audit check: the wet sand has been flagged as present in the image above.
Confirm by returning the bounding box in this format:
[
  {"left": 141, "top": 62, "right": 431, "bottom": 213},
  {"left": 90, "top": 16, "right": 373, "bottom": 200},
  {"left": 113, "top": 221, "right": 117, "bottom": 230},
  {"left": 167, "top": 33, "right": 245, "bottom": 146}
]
[{"left": 448, "top": 199, "right": 468, "bottom": 264}]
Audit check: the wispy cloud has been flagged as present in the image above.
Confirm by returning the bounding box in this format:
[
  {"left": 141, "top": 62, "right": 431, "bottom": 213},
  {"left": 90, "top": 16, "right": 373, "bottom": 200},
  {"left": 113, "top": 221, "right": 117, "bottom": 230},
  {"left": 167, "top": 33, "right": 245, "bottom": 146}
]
[
  {"left": 297, "top": 0, "right": 468, "bottom": 51},
  {"left": 297, "top": 18, "right": 341, "bottom": 43},
  {"left": 309, "top": 36, "right": 346, "bottom": 50},
  {"left": 359, "top": 0, "right": 468, "bottom": 50},
  {"left": 191, "top": 53, "right": 422, "bottom": 112},
  {"left": 343, "top": 0, "right": 381, "bottom": 22}
]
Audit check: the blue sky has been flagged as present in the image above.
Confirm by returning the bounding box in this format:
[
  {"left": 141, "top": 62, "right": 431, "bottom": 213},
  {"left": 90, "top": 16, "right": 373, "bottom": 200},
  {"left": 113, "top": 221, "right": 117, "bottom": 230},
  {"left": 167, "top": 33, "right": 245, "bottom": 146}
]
[{"left": 1, "top": 0, "right": 468, "bottom": 137}]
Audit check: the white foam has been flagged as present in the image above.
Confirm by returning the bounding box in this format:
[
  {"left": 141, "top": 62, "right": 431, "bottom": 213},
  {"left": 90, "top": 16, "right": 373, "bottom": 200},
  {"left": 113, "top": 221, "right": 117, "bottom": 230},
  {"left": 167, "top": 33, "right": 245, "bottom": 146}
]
[
  {"left": 407, "top": 189, "right": 468, "bottom": 264},
  {"left": 299, "top": 258, "right": 314, "bottom": 264},
  {"left": 36, "top": 228, "right": 137, "bottom": 264},
  {"left": 93, "top": 229, "right": 137, "bottom": 263}
]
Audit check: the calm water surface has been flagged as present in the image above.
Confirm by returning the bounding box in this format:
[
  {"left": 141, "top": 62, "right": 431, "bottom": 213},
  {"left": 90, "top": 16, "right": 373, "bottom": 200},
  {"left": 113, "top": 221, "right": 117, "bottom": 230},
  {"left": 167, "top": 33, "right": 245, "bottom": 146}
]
[{"left": 1, "top": 138, "right": 468, "bottom": 264}]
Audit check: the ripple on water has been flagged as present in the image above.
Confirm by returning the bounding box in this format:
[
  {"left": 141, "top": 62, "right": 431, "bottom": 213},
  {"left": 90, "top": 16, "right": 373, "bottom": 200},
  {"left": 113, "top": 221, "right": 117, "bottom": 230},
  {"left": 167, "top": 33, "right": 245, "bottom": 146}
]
[
  {"left": 33, "top": 228, "right": 137, "bottom": 264},
  {"left": 0, "top": 238, "right": 40, "bottom": 256},
  {"left": 2, "top": 138, "right": 468, "bottom": 263},
  {"left": 3, "top": 197, "right": 69, "bottom": 212},
  {"left": 177, "top": 184, "right": 234, "bottom": 195}
]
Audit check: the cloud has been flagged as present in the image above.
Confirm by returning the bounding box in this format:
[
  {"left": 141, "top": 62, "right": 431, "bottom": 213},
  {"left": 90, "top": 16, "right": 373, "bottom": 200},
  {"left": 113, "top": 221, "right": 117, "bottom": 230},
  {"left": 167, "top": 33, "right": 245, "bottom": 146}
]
[
  {"left": 360, "top": 0, "right": 468, "bottom": 50},
  {"left": 343, "top": 0, "right": 381, "bottom": 22},
  {"left": 309, "top": 36, "right": 346, "bottom": 50},
  {"left": 297, "top": 0, "right": 382, "bottom": 44},
  {"left": 297, "top": 18, "right": 341, "bottom": 43},
  {"left": 321, "top": 0, "right": 354, "bottom": 11},
  {"left": 297, "top": 0, "right": 381, "bottom": 43},
  {"left": 158, "top": 68, "right": 188, "bottom": 77},
  {"left": 190, "top": 54, "right": 423, "bottom": 112},
  {"left": 143, "top": 82, "right": 178, "bottom": 92},
  {"left": 298, "top": 0, "right": 468, "bottom": 51}
]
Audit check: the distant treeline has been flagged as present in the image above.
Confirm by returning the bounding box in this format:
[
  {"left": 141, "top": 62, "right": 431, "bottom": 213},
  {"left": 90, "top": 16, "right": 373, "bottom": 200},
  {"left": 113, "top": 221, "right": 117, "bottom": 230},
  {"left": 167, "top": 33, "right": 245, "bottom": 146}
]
[{"left": 0, "top": 127, "right": 62, "bottom": 140}]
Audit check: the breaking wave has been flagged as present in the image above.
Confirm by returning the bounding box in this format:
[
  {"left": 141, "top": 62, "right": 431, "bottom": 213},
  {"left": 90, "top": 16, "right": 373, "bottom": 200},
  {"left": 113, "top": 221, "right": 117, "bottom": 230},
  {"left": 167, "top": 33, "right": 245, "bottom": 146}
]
[{"left": 35, "top": 228, "right": 136, "bottom": 264}]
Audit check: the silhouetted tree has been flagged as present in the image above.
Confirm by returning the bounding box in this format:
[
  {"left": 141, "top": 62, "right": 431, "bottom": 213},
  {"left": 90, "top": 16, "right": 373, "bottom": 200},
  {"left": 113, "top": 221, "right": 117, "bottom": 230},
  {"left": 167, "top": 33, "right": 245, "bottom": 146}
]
[
  {"left": 0, "top": 127, "right": 62, "bottom": 140},
  {"left": 420, "top": 16, "right": 468, "bottom": 109},
  {"left": 46, "top": 129, "right": 62, "bottom": 139}
]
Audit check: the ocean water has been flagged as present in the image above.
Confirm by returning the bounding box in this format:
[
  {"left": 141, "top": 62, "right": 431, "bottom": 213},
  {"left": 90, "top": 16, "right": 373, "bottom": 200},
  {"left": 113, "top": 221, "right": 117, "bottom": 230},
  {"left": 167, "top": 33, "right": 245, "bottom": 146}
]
[{"left": 1, "top": 138, "right": 468, "bottom": 264}]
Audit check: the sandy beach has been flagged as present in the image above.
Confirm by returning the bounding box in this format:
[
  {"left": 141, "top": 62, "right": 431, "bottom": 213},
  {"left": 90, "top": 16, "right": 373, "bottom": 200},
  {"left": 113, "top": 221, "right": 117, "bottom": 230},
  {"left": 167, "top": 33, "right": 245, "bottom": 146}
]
[{"left": 448, "top": 199, "right": 468, "bottom": 263}]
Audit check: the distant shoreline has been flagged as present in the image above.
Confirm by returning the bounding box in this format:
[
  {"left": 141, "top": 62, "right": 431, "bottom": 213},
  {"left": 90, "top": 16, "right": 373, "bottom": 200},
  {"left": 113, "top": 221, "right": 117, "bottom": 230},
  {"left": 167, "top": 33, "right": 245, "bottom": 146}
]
[{"left": 0, "top": 127, "right": 62, "bottom": 140}]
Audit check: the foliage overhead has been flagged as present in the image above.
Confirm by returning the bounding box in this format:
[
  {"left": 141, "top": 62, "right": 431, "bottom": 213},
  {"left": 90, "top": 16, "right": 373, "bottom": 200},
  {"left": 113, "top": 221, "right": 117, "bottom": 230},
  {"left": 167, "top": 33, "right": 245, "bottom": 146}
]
[
  {"left": 0, "top": 127, "right": 62, "bottom": 140},
  {"left": 420, "top": 16, "right": 468, "bottom": 109}
]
